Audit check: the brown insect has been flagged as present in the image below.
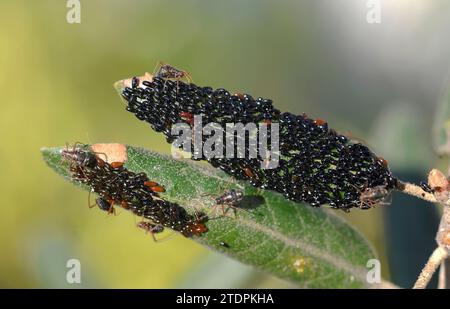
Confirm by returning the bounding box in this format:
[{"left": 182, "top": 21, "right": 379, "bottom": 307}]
[
  {"left": 186, "top": 221, "right": 208, "bottom": 236},
  {"left": 61, "top": 143, "right": 113, "bottom": 176},
  {"left": 110, "top": 162, "right": 124, "bottom": 169},
  {"left": 213, "top": 189, "right": 244, "bottom": 216},
  {"left": 137, "top": 221, "right": 165, "bottom": 242},
  {"left": 314, "top": 119, "right": 327, "bottom": 126},
  {"left": 181, "top": 212, "right": 209, "bottom": 237},
  {"left": 154, "top": 62, "right": 192, "bottom": 83},
  {"left": 179, "top": 111, "right": 195, "bottom": 125},
  {"left": 357, "top": 185, "right": 391, "bottom": 209},
  {"left": 61, "top": 143, "right": 103, "bottom": 169},
  {"left": 243, "top": 167, "right": 255, "bottom": 179},
  {"left": 377, "top": 157, "right": 388, "bottom": 168},
  {"left": 234, "top": 92, "right": 246, "bottom": 100},
  {"left": 144, "top": 181, "right": 166, "bottom": 193}
]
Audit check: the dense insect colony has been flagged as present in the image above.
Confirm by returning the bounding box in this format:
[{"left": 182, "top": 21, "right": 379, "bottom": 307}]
[
  {"left": 121, "top": 71, "right": 398, "bottom": 211},
  {"left": 61, "top": 145, "right": 208, "bottom": 238}
]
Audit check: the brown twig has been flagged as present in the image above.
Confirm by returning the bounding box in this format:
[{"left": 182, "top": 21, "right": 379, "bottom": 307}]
[
  {"left": 396, "top": 181, "right": 438, "bottom": 204},
  {"left": 413, "top": 246, "right": 448, "bottom": 289},
  {"left": 438, "top": 261, "right": 447, "bottom": 289},
  {"left": 410, "top": 193, "right": 450, "bottom": 288},
  {"left": 396, "top": 176, "right": 450, "bottom": 288}
]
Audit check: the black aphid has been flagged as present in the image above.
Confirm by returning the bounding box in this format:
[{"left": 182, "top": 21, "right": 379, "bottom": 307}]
[
  {"left": 62, "top": 145, "right": 208, "bottom": 237},
  {"left": 121, "top": 75, "right": 398, "bottom": 211}
]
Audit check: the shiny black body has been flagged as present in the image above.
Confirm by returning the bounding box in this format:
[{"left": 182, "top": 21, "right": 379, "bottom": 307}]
[
  {"left": 96, "top": 197, "right": 112, "bottom": 212},
  {"left": 121, "top": 76, "right": 398, "bottom": 210}
]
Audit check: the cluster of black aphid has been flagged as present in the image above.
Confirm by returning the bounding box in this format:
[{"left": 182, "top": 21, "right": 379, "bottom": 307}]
[
  {"left": 121, "top": 77, "right": 398, "bottom": 211},
  {"left": 62, "top": 146, "right": 208, "bottom": 237}
]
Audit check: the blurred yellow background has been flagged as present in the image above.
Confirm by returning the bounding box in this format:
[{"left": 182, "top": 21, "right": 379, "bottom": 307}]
[{"left": 0, "top": 0, "right": 449, "bottom": 288}]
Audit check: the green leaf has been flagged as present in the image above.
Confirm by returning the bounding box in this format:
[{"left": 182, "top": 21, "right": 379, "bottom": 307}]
[{"left": 42, "top": 145, "right": 377, "bottom": 288}]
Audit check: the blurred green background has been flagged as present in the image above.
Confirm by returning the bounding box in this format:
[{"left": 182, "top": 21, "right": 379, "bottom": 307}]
[{"left": 1, "top": 0, "right": 450, "bottom": 288}]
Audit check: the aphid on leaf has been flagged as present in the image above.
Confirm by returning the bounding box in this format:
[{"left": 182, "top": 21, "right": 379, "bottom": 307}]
[
  {"left": 90, "top": 197, "right": 116, "bottom": 215},
  {"left": 185, "top": 221, "right": 208, "bottom": 236},
  {"left": 132, "top": 76, "right": 139, "bottom": 88},
  {"left": 154, "top": 62, "right": 192, "bottom": 83},
  {"left": 110, "top": 162, "right": 124, "bottom": 169},
  {"left": 314, "top": 119, "right": 327, "bottom": 126},
  {"left": 144, "top": 181, "right": 166, "bottom": 193},
  {"left": 137, "top": 221, "right": 165, "bottom": 242},
  {"left": 63, "top": 145, "right": 209, "bottom": 238},
  {"left": 377, "top": 157, "right": 388, "bottom": 168},
  {"left": 234, "top": 92, "right": 245, "bottom": 100},
  {"left": 181, "top": 212, "right": 209, "bottom": 237},
  {"left": 213, "top": 189, "right": 244, "bottom": 215},
  {"left": 357, "top": 185, "right": 391, "bottom": 209},
  {"left": 120, "top": 76, "right": 398, "bottom": 210},
  {"left": 61, "top": 143, "right": 99, "bottom": 169},
  {"left": 243, "top": 167, "right": 254, "bottom": 179},
  {"left": 202, "top": 187, "right": 249, "bottom": 218},
  {"left": 180, "top": 111, "right": 194, "bottom": 125}
]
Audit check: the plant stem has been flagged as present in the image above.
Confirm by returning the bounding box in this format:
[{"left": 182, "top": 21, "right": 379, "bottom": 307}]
[
  {"left": 438, "top": 261, "right": 447, "bottom": 289},
  {"left": 396, "top": 181, "right": 438, "bottom": 204},
  {"left": 413, "top": 247, "right": 448, "bottom": 289}
]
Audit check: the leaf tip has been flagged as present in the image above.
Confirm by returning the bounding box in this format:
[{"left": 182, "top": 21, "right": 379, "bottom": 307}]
[{"left": 40, "top": 146, "right": 60, "bottom": 159}]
